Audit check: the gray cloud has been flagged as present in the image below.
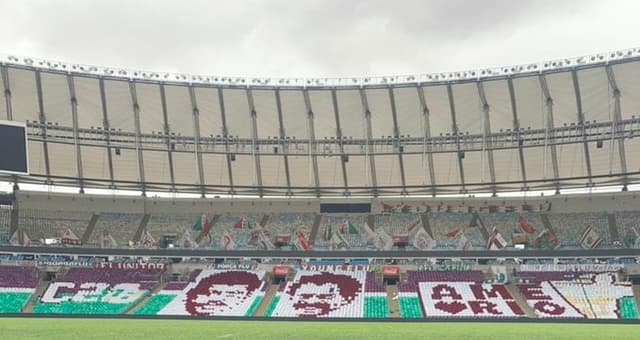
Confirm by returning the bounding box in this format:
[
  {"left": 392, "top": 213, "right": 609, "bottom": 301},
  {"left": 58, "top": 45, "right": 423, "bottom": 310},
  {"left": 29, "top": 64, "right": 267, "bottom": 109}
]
[{"left": 0, "top": 0, "right": 637, "bottom": 78}]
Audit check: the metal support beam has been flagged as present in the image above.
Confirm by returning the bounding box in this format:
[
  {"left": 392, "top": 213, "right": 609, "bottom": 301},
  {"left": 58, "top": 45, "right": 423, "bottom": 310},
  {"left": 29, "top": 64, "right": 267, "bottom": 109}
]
[
  {"left": 1, "top": 65, "right": 12, "bottom": 120},
  {"left": 188, "top": 85, "right": 206, "bottom": 197},
  {"left": 98, "top": 78, "right": 115, "bottom": 188},
  {"left": 245, "top": 87, "right": 264, "bottom": 197},
  {"left": 605, "top": 66, "right": 629, "bottom": 190},
  {"left": 388, "top": 87, "right": 407, "bottom": 195},
  {"left": 331, "top": 89, "right": 349, "bottom": 195},
  {"left": 274, "top": 89, "right": 293, "bottom": 195},
  {"left": 507, "top": 78, "right": 528, "bottom": 188},
  {"left": 127, "top": 81, "right": 146, "bottom": 196},
  {"left": 158, "top": 84, "right": 177, "bottom": 192},
  {"left": 302, "top": 89, "right": 321, "bottom": 197},
  {"left": 359, "top": 88, "right": 378, "bottom": 196},
  {"left": 538, "top": 75, "right": 561, "bottom": 193},
  {"left": 477, "top": 82, "right": 497, "bottom": 195},
  {"left": 571, "top": 69, "right": 594, "bottom": 186},
  {"left": 446, "top": 84, "right": 466, "bottom": 192},
  {"left": 66, "top": 75, "right": 84, "bottom": 193},
  {"left": 34, "top": 71, "right": 51, "bottom": 183},
  {"left": 217, "top": 87, "right": 235, "bottom": 194},
  {"left": 416, "top": 85, "right": 436, "bottom": 196}
]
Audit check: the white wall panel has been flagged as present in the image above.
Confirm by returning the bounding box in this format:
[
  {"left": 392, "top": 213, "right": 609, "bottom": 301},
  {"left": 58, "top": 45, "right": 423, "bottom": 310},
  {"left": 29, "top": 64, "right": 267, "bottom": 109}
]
[
  {"left": 40, "top": 72, "right": 72, "bottom": 126},
  {"left": 612, "top": 61, "right": 640, "bottom": 119},
  {"left": 422, "top": 85, "right": 452, "bottom": 136},
  {"left": 80, "top": 145, "right": 110, "bottom": 181},
  {"left": 253, "top": 90, "right": 280, "bottom": 138},
  {"left": 73, "top": 76, "right": 104, "bottom": 129},
  {"left": 366, "top": 88, "right": 394, "bottom": 138},
  {"left": 307, "top": 90, "right": 336, "bottom": 139},
  {"left": 8, "top": 67, "right": 39, "bottom": 123},
  {"left": 135, "top": 83, "right": 164, "bottom": 134},
  {"left": 393, "top": 87, "right": 423, "bottom": 137},
  {"left": 451, "top": 82, "right": 483, "bottom": 134},
  {"left": 103, "top": 80, "right": 134, "bottom": 131},
  {"left": 222, "top": 89, "right": 251, "bottom": 138},
  {"left": 335, "top": 89, "right": 365, "bottom": 138},
  {"left": 482, "top": 80, "right": 513, "bottom": 132},
  {"left": 279, "top": 90, "right": 307, "bottom": 139},
  {"left": 512, "top": 76, "right": 544, "bottom": 129},
  {"left": 165, "top": 85, "right": 194, "bottom": 135}
]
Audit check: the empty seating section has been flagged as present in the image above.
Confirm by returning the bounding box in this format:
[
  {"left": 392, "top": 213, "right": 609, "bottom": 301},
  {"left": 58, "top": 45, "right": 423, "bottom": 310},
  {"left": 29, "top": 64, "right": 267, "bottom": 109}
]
[
  {"left": 267, "top": 213, "right": 315, "bottom": 236},
  {"left": 0, "top": 265, "right": 38, "bottom": 313},
  {"left": 480, "top": 212, "right": 543, "bottom": 243},
  {"left": 35, "top": 267, "right": 163, "bottom": 314},
  {"left": 429, "top": 213, "right": 484, "bottom": 248},
  {"left": 615, "top": 211, "right": 640, "bottom": 246},
  {"left": 89, "top": 213, "right": 143, "bottom": 247},
  {"left": 316, "top": 215, "right": 368, "bottom": 249},
  {"left": 146, "top": 214, "right": 200, "bottom": 242},
  {"left": 19, "top": 208, "right": 90, "bottom": 242},
  {"left": 547, "top": 212, "right": 610, "bottom": 247},
  {"left": 210, "top": 214, "right": 263, "bottom": 249},
  {"left": 0, "top": 207, "right": 11, "bottom": 243},
  {"left": 364, "top": 272, "right": 388, "bottom": 318},
  {"left": 374, "top": 214, "right": 420, "bottom": 236},
  {"left": 396, "top": 271, "right": 526, "bottom": 318},
  {"left": 516, "top": 271, "right": 638, "bottom": 319},
  {"left": 269, "top": 270, "right": 366, "bottom": 318},
  {"left": 137, "top": 269, "right": 266, "bottom": 316}
]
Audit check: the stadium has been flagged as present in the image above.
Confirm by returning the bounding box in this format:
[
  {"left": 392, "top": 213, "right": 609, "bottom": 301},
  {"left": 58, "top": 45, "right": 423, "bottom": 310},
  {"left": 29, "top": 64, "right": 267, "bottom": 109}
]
[{"left": 2, "top": 9, "right": 640, "bottom": 338}]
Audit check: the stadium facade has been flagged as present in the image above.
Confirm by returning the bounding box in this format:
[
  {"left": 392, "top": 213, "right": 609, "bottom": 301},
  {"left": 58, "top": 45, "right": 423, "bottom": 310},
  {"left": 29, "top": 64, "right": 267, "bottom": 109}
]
[{"left": 1, "top": 49, "right": 640, "bottom": 197}]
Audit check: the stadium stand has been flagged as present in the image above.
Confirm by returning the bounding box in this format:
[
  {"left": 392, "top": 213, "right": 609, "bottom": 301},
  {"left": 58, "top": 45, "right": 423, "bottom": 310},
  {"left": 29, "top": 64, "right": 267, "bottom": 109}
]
[
  {"left": 547, "top": 213, "right": 610, "bottom": 248},
  {"left": 88, "top": 213, "right": 144, "bottom": 247},
  {"left": 0, "top": 265, "right": 38, "bottom": 313},
  {"left": 35, "top": 266, "right": 163, "bottom": 314},
  {"left": 315, "top": 215, "right": 369, "bottom": 249},
  {"left": 18, "top": 208, "right": 91, "bottom": 244}
]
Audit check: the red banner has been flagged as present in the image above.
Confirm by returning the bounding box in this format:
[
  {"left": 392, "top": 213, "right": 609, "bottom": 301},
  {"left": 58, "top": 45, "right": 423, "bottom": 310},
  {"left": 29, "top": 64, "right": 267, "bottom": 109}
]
[
  {"left": 273, "top": 265, "right": 290, "bottom": 277},
  {"left": 382, "top": 266, "right": 400, "bottom": 278},
  {"left": 392, "top": 235, "right": 409, "bottom": 246},
  {"left": 274, "top": 235, "right": 291, "bottom": 246}
]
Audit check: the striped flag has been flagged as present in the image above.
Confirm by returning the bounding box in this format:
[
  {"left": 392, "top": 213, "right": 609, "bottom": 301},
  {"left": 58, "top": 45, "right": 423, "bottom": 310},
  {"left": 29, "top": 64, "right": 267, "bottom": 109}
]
[
  {"left": 579, "top": 226, "right": 602, "bottom": 249},
  {"left": 220, "top": 231, "right": 236, "bottom": 250}
]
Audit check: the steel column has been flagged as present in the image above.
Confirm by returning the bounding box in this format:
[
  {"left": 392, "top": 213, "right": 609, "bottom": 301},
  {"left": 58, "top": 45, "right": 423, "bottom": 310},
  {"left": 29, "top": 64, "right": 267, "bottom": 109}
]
[
  {"left": 416, "top": 85, "right": 436, "bottom": 196},
  {"left": 274, "top": 89, "right": 293, "bottom": 195},
  {"left": 34, "top": 71, "right": 51, "bottom": 183},
  {"left": 0, "top": 65, "right": 12, "bottom": 120},
  {"left": 507, "top": 78, "right": 528, "bottom": 187},
  {"left": 217, "top": 87, "right": 235, "bottom": 194},
  {"left": 188, "top": 85, "right": 206, "bottom": 197},
  {"left": 476, "top": 82, "right": 497, "bottom": 195},
  {"left": 66, "top": 75, "right": 84, "bottom": 192},
  {"left": 571, "top": 69, "right": 594, "bottom": 186},
  {"left": 446, "top": 84, "right": 466, "bottom": 192},
  {"left": 539, "top": 75, "right": 561, "bottom": 193},
  {"left": 127, "top": 81, "right": 146, "bottom": 196},
  {"left": 158, "top": 84, "right": 177, "bottom": 192},
  {"left": 98, "top": 78, "right": 115, "bottom": 188},
  {"left": 388, "top": 87, "right": 407, "bottom": 194},
  {"left": 359, "top": 88, "right": 378, "bottom": 196},
  {"left": 302, "top": 89, "right": 321, "bottom": 197},
  {"left": 245, "top": 87, "right": 264, "bottom": 197},
  {"left": 331, "top": 89, "right": 349, "bottom": 195},
  {"left": 605, "top": 66, "right": 629, "bottom": 190}
]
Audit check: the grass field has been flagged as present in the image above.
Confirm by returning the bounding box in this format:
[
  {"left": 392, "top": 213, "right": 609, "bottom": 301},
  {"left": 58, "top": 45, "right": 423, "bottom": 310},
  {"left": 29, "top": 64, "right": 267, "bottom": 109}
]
[{"left": 1, "top": 318, "right": 639, "bottom": 340}]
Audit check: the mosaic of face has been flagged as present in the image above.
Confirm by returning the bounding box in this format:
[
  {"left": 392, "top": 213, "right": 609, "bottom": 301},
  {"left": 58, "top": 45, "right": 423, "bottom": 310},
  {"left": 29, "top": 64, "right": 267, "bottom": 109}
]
[
  {"left": 185, "top": 271, "right": 262, "bottom": 316},
  {"left": 286, "top": 273, "right": 361, "bottom": 317}
]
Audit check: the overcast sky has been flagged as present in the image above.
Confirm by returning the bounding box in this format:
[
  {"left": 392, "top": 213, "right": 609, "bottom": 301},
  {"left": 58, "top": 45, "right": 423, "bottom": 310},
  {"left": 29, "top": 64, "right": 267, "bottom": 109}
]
[{"left": 0, "top": 0, "right": 639, "bottom": 78}]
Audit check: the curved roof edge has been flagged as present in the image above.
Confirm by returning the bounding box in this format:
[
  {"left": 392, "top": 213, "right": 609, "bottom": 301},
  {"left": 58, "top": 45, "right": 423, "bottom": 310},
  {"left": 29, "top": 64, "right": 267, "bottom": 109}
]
[{"left": 2, "top": 47, "right": 640, "bottom": 88}]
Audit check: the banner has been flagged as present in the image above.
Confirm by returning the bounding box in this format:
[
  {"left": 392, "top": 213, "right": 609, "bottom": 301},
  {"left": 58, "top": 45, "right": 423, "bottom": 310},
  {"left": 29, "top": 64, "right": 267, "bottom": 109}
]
[
  {"left": 519, "top": 264, "right": 624, "bottom": 272},
  {"left": 94, "top": 262, "right": 166, "bottom": 271},
  {"left": 273, "top": 265, "right": 290, "bottom": 277},
  {"left": 580, "top": 226, "right": 602, "bottom": 249},
  {"left": 36, "top": 259, "right": 92, "bottom": 268},
  {"left": 208, "top": 262, "right": 258, "bottom": 270},
  {"left": 382, "top": 266, "right": 400, "bottom": 278}
]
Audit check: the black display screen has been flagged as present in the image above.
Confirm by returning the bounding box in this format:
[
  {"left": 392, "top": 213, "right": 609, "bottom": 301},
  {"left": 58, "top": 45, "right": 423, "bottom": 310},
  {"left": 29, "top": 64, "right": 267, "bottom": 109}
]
[
  {"left": 320, "top": 203, "right": 371, "bottom": 213},
  {"left": 0, "top": 123, "right": 29, "bottom": 174}
]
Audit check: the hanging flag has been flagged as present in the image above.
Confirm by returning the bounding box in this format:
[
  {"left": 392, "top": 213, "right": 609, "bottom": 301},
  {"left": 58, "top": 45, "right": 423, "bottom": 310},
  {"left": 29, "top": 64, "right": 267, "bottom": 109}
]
[
  {"left": 487, "top": 227, "right": 507, "bottom": 250},
  {"left": 9, "top": 229, "right": 30, "bottom": 246},
  {"left": 331, "top": 232, "right": 350, "bottom": 250},
  {"left": 101, "top": 230, "right": 118, "bottom": 249},
  {"left": 361, "top": 223, "right": 376, "bottom": 242},
  {"left": 374, "top": 228, "right": 394, "bottom": 250},
  {"left": 517, "top": 216, "right": 536, "bottom": 234},
  {"left": 533, "top": 229, "right": 559, "bottom": 249},
  {"left": 220, "top": 231, "right": 236, "bottom": 250},
  {"left": 192, "top": 214, "right": 208, "bottom": 231},
  {"left": 579, "top": 226, "right": 602, "bottom": 249},
  {"left": 61, "top": 226, "right": 81, "bottom": 245},
  {"left": 447, "top": 229, "right": 461, "bottom": 238},
  {"left": 412, "top": 228, "right": 436, "bottom": 250},
  {"left": 348, "top": 221, "right": 359, "bottom": 235},
  {"left": 178, "top": 229, "right": 198, "bottom": 248},
  {"left": 408, "top": 219, "right": 421, "bottom": 235},
  {"left": 623, "top": 227, "right": 640, "bottom": 248},
  {"left": 234, "top": 217, "right": 247, "bottom": 229},
  {"left": 141, "top": 230, "right": 159, "bottom": 249},
  {"left": 457, "top": 234, "right": 472, "bottom": 251},
  {"left": 323, "top": 225, "right": 333, "bottom": 241},
  {"left": 296, "top": 229, "right": 312, "bottom": 251}
]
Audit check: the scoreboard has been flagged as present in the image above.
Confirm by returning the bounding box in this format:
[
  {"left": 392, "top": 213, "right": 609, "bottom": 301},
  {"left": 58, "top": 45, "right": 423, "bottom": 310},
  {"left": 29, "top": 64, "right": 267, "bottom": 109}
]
[{"left": 0, "top": 121, "right": 29, "bottom": 175}]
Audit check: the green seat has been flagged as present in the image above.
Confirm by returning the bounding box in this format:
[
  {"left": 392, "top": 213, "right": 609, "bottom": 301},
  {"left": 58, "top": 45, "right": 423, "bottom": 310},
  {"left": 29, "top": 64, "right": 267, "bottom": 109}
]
[
  {"left": 399, "top": 297, "right": 423, "bottom": 319},
  {"left": 0, "top": 292, "right": 32, "bottom": 313},
  {"left": 135, "top": 294, "right": 177, "bottom": 315}
]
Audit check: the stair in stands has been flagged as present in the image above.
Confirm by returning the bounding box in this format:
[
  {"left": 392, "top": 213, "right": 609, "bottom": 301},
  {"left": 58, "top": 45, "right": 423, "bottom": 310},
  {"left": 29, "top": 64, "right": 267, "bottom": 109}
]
[
  {"left": 607, "top": 213, "right": 620, "bottom": 244},
  {"left": 81, "top": 214, "right": 99, "bottom": 245},
  {"left": 254, "top": 283, "right": 279, "bottom": 317},
  {"left": 386, "top": 284, "right": 400, "bottom": 318},
  {"left": 308, "top": 214, "right": 322, "bottom": 246},
  {"left": 540, "top": 213, "right": 557, "bottom": 236},
  {"left": 22, "top": 271, "right": 49, "bottom": 314},
  {"left": 633, "top": 284, "right": 640, "bottom": 311},
  {"left": 421, "top": 213, "right": 434, "bottom": 238},
  {"left": 126, "top": 281, "right": 167, "bottom": 315},
  {"left": 505, "top": 283, "right": 537, "bottom": 318},
  {"left": 131, "top": 214, "right": 150, "bottom": 244}
]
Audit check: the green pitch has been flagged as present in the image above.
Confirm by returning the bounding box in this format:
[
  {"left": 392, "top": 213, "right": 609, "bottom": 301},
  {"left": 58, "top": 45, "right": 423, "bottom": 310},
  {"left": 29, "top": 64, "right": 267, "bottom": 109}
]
[{"left": 1, "top": 318, "right": 639, "bottom": 340}]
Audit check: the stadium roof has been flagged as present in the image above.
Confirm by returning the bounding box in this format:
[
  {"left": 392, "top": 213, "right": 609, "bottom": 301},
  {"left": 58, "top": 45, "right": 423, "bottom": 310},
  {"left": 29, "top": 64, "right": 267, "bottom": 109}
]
[{"left": 1, "top": 48, "right": 640, "bottom": 197}]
